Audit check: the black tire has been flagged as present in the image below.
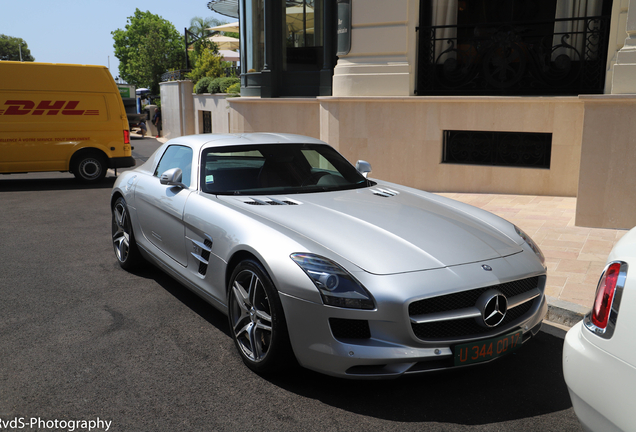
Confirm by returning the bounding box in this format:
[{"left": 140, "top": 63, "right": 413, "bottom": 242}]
[
  {"left": 72, "top": 151, "right": 107, "bottom": 183},
  {"left": 111, "top": 197, "right": 143, "bottom": 270},
  {"left": 228, "top": 260, "right": 295, "bottom": 374}
]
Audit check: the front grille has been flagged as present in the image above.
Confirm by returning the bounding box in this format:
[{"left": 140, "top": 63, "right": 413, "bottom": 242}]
[
  {"left": 329, "top": 318, "right": 371, "bottom": 340},
  {"left": 409, "top": 276, "right": 541, "bottom": 341}
]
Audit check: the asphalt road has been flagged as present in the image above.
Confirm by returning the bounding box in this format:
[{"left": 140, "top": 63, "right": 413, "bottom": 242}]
[{"left": 0, "top": 137, "right": 583, "bottom": 431}]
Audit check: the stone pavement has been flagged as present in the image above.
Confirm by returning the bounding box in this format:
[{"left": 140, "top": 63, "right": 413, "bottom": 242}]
[{"left": 437, "top": 193, "right": 629, "bottom": 327}]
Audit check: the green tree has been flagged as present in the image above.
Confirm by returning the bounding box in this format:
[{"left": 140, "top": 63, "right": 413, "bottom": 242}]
[
  {"left": 189, "top": 16, "right": 222, "bottom": 39},
  {"left": 189, "top": 16, "right": 239, "bottom": 40},
  {"left": 187, "top": 39, "right": 227, "bottom": 84},
  {"left": 112, "top": 9, "right": 185, "bottom": 94},
  {"left": 0, "top": 35, "right": 35, "bottom": 61}
]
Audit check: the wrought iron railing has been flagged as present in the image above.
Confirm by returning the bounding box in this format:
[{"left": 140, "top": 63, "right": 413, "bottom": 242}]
[
  {"left": 223, "top": 66, "right": 240, "bottom": 77},
  {"left": 161, "top": 68, "right": 240, "bottom": 82},
  {"left": 417, "top": 16, "right": 610, "bottom": 96},
  {"left": 161, "top": 69, "right": 192, "bottom": 82}
]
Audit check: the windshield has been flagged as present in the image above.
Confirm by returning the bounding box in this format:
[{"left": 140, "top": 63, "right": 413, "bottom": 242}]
[{"left": 200, "top": 143, "right": 369, "bottom": 195}]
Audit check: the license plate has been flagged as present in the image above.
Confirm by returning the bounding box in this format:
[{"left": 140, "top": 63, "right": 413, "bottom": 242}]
[{"left": 454, "top": 330, "right": 523, "bottom": 366}]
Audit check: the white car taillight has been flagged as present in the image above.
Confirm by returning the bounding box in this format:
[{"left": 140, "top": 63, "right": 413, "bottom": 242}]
[{"left": 584, "top": 261, "right": 628, "bottom": 339}]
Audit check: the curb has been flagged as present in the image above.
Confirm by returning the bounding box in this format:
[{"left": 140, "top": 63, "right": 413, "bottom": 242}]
[{"left": 545, "top": 296, "right": 589, "bottom": 328}]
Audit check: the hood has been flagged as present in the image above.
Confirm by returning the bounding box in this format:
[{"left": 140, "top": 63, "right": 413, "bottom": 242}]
[{"left": 220, "top": 187, "right": 522, "bottom": 275}]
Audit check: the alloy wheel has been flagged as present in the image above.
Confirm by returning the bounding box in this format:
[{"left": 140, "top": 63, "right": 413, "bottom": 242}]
[
  {"left": 112, "top": 200, "right": 131, "bottom": 263},
  {"left": 230, "top": 269, "right": 273, "bottom": 363}
]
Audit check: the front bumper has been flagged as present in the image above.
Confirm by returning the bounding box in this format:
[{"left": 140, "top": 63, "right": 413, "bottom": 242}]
[
  {"left": 109, "top": 156, "right": 136, "bottom": 169},
  {"left": 563, "top": 321, "right": 636, "bottom": 432},
  {"left": 281, "top": 290, "right": 546, "bottom": 379}
]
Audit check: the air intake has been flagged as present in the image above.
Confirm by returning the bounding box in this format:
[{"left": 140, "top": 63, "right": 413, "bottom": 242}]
[
  {"left": 240, "top": 197, "right": 300, "bottom": 206},
  {"left": 370, "top": 188, "right": 399, "bottom": 197}
]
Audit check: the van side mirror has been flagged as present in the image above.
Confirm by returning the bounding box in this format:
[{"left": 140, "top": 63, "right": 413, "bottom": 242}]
[
  {"left": 160, "top": 167, "right": 186, "bottom": 188},
  {"left": 356, "top": 160, "right": 372, "bottom": 178}
]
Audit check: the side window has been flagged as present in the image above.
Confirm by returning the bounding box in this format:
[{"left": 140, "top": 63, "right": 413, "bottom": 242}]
[
  {"left": 154, "top": 145, "right": 193, "bottom": 187},
  {"left": 302, "top": 149, "right": 337, "bottom": 172}
]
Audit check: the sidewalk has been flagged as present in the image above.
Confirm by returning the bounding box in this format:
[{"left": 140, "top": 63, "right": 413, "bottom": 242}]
[{"left": 437, "top": 193, "right": 628, "bottom": 326}]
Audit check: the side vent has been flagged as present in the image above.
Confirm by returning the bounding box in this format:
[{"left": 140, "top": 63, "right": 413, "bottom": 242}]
[
  {"left": 190, "top": 235, "right": 213, "bottom": 276},
  {"left": 370, "top": 188, "right": 399, "bottom": 197},
  {"left": 240, "top": 197, "right": 301, "bottom": 206}
]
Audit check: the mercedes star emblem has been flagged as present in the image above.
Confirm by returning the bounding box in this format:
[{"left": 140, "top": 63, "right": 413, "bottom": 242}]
[{"left": 475, "top": 289, "right": 508, "bottom": 328}]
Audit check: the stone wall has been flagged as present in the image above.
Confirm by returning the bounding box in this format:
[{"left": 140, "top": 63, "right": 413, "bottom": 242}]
[{"left": 165, "top": 88, "right": 636, "bottom": 229}]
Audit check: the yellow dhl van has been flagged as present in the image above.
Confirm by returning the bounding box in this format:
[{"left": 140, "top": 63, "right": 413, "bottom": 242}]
[{"left": 0, "top": 62, "right": 134, "bottom": 183}]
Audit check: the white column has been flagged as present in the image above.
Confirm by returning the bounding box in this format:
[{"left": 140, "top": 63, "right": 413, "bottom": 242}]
[
  {"left": 611, "top": 0, "right": 636, "bottom": 93},
  {"left": 332, "top": 0, "right": 417, "bottom": 96}
]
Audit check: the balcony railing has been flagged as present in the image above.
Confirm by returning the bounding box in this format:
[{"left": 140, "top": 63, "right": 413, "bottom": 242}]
[
  {"left": 161, "top": 68, "right": 241, "bottom": 82},
  {"left": 417, "top": 16, "right": 610, "bottom": 96},
  {"left": 161, "top": 69, "right": 192, "bottom": 82}
]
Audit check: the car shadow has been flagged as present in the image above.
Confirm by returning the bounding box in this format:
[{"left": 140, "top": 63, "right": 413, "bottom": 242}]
[
  {"left": 0, "top": 176, "right": 117, "bottom": 192},
  {"left": 126, "top": 262, "right": 232, "bottom": 338},
  {"left": 267, "top": 325, "right": 573, "bottom": 426},
  {"left": 131, "top": 261, "right": 573, "bottom": 426}
]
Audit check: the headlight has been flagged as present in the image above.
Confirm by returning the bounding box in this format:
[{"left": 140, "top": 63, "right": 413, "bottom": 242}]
[
  {"left": 290, "top": 253, "right": 375, "bottom": 310},
  {"left": 514, "top": 225, "right": 545, "bottom": 264}
]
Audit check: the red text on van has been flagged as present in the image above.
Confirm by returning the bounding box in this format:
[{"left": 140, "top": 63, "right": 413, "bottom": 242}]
[{"left": 0, "top": 101, "right": 99, "bottom": 116}]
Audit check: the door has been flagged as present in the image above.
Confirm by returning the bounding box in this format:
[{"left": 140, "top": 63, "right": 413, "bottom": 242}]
[{"left": 135, "top": 144, "right": 194, "bottom": 266}]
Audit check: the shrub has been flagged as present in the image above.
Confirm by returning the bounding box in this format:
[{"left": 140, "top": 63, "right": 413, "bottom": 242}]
[
  {"left": 207, "top": 77, "right": 224, "bottom": 94},
  {"left": 227, "top": 82, "right": 240, "bottom": 94},
  {"left": 195, "top": 77, "right": 214, "bottom": 94},
  {"left": 219, "top": 77, "right": 240, "bottom": 93}
]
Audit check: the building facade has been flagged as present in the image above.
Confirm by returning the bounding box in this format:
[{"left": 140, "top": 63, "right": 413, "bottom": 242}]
[{"left": 163, "top": 0, "right": 636, "bottom": 229}]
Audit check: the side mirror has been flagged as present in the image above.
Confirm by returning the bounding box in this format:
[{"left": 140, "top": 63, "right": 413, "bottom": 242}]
[
  {"left": 160, "top": 167, "right": 186, "bottom": 188},
  {"left": 356, "top": 160, "right": 372, "bottom": 178}
]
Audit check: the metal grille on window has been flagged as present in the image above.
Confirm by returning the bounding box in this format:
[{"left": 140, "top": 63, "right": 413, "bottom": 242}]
[
  {"left": 443, "top": 130, "right": 552, "bottom": 169},
  {"left": 202, "top": 111, "right": 212, "bottom": 134}
]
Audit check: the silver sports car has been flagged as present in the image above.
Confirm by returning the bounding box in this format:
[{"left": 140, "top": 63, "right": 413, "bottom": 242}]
[{"left": 111, "top": 133, "right": 547, "bottom": 379}]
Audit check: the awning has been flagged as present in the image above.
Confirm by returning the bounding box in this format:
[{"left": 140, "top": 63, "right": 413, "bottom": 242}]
[
  {"left": 207, "top": 21, "right": 240, "bottom": 33},
  {"left": 208, "top": 35, "right": 240, "bottom": 50},
  {"left": 219, "top": 50, "right": 240, "bottom": 62},
  {"left": 207, "top": 0, "right": 239, "bottom": 19}
]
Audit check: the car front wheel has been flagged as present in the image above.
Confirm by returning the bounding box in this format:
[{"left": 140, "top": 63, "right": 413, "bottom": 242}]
[
  {"left": 112, "top": 197, "right": 142, "bottom": 270},
  {"left": 228, "top": 260, "right": 294, "bottom": 374}
]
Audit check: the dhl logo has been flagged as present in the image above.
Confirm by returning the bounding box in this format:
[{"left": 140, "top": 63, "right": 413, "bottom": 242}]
[{"left": 0, "top": 100, "right": 99, "bottom": 116}]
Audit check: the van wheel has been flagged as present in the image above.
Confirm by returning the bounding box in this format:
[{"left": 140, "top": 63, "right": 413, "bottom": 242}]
[{"left": 72, "top": 152, "right": 107, "bottom": 183}]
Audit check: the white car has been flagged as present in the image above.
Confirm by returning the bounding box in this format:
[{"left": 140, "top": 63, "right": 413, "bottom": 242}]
[
  {"left": 563, "top": 227, "right": 636, "bottom": 431},
  {"left": 111, "top": 133, "right": 548, "bottom": 378}
]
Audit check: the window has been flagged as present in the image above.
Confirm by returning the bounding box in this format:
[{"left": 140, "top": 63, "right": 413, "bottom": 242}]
[
  {"left": 246, "top": 0, "right": 265, "bottom": 72},
  {"left": 283, "top": 0, "right": 324, "bottom": 71},
  {"left": 442, "top": 130, "right": 552, "bottom": 169},
  {"left": 201, "top": 143, "right": 367, "bottom": 195},
  {"left": 154, "top": 145, "right": 194, "bottom": 187},
  {"left": 418, "top": 0, "right": 612, "bottom": 95},
  {"left": 202, "top": 111, "right": 212, "bottom": 134}
]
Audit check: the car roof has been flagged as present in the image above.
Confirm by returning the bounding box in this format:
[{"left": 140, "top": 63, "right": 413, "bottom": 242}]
[{"left": 165, "top": 133, "right": 328, "bottom": 152}]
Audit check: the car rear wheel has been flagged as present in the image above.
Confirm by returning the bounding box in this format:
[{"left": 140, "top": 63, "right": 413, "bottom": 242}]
[
  {"left": 72, "top": 151, "right": 107, "bottom": 183},
  {"left": 228, "top": 260, "right": 294, "bottom": 374},
  {"left": 112, "top": 197, "right": 142, "bottom": 270}
]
